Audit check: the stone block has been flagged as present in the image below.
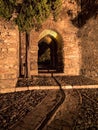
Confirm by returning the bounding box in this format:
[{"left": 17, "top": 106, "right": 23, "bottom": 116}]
[
  {"left": 0, "top": 87, "right": 15, "bottom": 93},
  {"left": 30, "top": 70, "right": 38, "bottom": 76},
  {"left": 15, "top": 87, "right": 28, "bottom": 92}
]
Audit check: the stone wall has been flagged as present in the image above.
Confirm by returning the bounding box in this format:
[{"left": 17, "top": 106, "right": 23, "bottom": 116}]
[
  {"left": 79, "top": 16, "right": 98, "bottom": 78},
  {"left": 0, "top": 0, "right": 98, "bottom": 93},
  {"left": 0, "top": 18, "right": 19, "bottom": 91},
  {"left": 29, "top": 0, "right": 81, "bottom": 76}
]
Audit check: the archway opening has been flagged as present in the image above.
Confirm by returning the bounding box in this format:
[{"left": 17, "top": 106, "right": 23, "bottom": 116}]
[
  {"left": 38, "top": 36, "right": 58, "bottom": 72},
  {"left": 38, "top": 30, "right": 64, "bottom": 73}
]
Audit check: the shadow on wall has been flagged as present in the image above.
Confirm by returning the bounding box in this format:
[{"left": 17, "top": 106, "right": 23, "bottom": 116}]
[
  {"left": 71, "top": 0, "right": 98, "bottom": 78},
  {"left": 78, "top": 16, "right": 98, "bottom": 78},
  {"left": 72, "top": 0, "right": 98, "bottom": 28}
]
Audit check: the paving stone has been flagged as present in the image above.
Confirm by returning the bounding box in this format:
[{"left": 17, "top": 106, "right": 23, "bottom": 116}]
[
  {"left": 43, "top": 89, "right": 98, "bottom": 130},
  {"left": 0, "top": 90, "right": 47, "bottom": 130},
  {"left": 11, "top": 90, "right": 60, "bottom": 130},
  {"left": 0, "top": 77, "right": 97, "bottom": 130}
]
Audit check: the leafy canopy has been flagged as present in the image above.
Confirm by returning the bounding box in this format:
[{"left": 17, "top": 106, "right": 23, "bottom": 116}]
[{"left": 0, "top": 0, "right": 62, "bottom": 32}]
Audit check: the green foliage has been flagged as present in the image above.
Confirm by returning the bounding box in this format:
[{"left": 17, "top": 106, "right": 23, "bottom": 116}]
[
  {"left": 0, "top": 0, "right": 16, "bottom": 19},
  {"left": 0, "top": 0, "right": 62, "bottom": 32},
  {"left": 50, "top": 0, "right": 62, "bottom": 21}
]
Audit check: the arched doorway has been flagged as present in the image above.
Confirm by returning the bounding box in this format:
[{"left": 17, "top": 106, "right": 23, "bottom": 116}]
[
  {"left": 38, "top": 30, "right": 64, "bottom": 73},
  {"left": 38, "top": 35, "right": 58, "bottom": 72}
]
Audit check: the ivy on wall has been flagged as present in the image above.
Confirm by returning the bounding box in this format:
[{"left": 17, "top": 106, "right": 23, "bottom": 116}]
[{"left": 0, "top": 0, "right": 62, "bottom": 32}]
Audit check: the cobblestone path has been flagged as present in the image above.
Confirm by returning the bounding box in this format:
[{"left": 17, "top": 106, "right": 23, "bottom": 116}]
[
  {"left": 0, "top": 90, "right": 47, "bottom": 130},
  {"left": 0, "top": 76, "right": 98, "bottom": 130},
  {"left": 16, "top": 75, "right": 98, "bottom": 87},
  {"left": 43, "top": 89, "right": 98, "bottom": 130}
]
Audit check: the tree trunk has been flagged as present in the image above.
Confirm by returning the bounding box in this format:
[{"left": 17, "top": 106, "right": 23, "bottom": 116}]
[
  {"left": 25, "top": 32, "right": 29, "bottom": 78},
  {"left": 19, "top": 32, "right": 30, "bottom": 78}
]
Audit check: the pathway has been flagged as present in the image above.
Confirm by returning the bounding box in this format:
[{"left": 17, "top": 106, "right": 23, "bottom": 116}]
[{"left": 0, "top": 76, "right": 98, "bottom": 130}]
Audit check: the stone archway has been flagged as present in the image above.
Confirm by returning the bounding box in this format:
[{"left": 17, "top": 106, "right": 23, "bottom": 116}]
[{"left": 38, "top": 29, "right": 64, "bottom": 73}]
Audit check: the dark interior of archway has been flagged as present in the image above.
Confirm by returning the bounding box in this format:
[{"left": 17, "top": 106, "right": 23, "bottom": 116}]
[{"left": 38, "top": 37, "right": 58, "bottom": 73}]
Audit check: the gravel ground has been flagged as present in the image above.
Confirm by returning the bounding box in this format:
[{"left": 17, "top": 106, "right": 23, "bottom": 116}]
[{"left": 0, "top": 90, "right": 47, "bottom": 130}]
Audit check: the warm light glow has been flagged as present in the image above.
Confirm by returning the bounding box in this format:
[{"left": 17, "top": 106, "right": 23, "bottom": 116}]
[{"left": 39, "top": 29, "right": 58, "bottom": 40}]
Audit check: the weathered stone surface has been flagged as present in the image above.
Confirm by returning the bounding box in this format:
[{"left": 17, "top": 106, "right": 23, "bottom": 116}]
[
  {"left": 29, "top": 0, "right": 81, "bottom": 75},
  {"left": 0, "top": 18, "right": 19, "bottom": 89},
  {"left": 43, "top": 89, "right": 98, "bottom": 130},
  {"left": 0, "top": 90, "right": 47, "bottom": 130},
  {"left": 79, "top": 17, "right": 98, "bottom": 78}
]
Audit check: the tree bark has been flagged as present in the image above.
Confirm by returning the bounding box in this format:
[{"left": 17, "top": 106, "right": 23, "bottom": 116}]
[
  {"left": 25, "top": 32, "right": 29, "bottom": 78},
  {"left": 19, "top": 31, "right": 30, "bottom": 78}
]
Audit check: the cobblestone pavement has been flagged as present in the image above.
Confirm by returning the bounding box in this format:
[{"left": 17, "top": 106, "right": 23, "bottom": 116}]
[
  {"left": 16, "top": 76, "right": 98, "bottom": 87},
  {"left": 0, "top": 76, "right": 98, "bottom": 130},
  {"left": 54, "top": 76, "right": 98, "bottom": 86},
  {"left": 10, "top": 90, "right": 60, "bottom": 130},
  {"left": 0, "top": 90, "right": 47, "bottom": 130},
  {"left": 74, "top": 89, "right": 98, "bottom": 130},
  {"left": 0, "top": 89, "right": 97, "bottom": 130},
  {"left": 16, "top": 76, "right": 58, "bottom": 87},
  {"left": 43, "top": 89, "right": 98, "bottom": 130}
]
